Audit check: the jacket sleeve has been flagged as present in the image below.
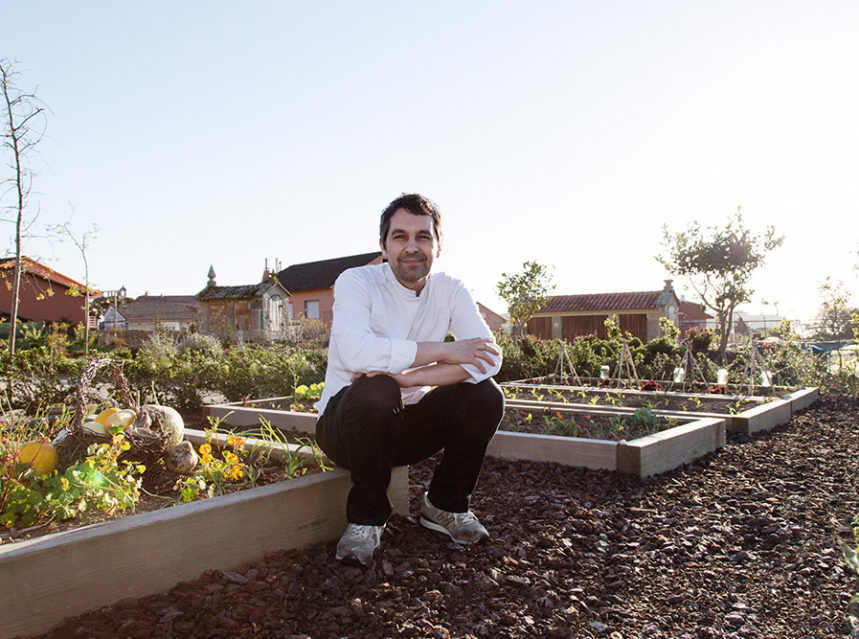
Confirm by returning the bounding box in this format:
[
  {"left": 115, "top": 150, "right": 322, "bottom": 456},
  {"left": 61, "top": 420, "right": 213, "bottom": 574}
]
[
  {"left": 448, "top": 280, "right": 503, "bottom": 382},
  {"left": 328, "top": 269, "right": 417, "bottom": 374}
]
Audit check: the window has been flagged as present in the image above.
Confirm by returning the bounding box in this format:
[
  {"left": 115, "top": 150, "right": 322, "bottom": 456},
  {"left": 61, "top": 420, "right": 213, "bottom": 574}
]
[{"left": 304, "top": 300, "right": 320, "bottom": 319}]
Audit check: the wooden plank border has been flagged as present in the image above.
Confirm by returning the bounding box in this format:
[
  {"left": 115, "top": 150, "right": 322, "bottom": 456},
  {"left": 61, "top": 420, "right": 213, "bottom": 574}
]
[
  {"left": 616, "top": 418, "right": 725, "bottom": 476},
  {"left": 0, "top": 431, "right": 408, "bottom": 639},
  {"left": 205, "top": 403, "right": 317, "bottom": 434}
]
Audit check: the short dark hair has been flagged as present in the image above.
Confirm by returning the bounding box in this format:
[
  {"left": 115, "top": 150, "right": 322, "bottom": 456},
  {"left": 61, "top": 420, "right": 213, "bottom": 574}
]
[{"left": 379, "top": 193, "right": 443, "bottom": 246}]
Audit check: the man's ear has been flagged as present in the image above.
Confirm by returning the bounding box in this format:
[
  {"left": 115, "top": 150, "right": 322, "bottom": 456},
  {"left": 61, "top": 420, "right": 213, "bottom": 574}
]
[{"left": 379, "top": 238, "right": 388, "bottom": 261}]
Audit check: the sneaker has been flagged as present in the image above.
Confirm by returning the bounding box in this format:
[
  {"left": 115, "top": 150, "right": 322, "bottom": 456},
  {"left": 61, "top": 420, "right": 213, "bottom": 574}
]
[
  {"left": 419, "top": 492, "right": 489, "bottom": 544},
  {"left": 335, "top": 523, "right": 384, "bottom": 566}
]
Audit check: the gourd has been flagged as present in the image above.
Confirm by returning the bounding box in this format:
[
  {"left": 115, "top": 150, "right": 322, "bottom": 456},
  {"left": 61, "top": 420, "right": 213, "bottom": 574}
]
[
  {"left": 130, "top": 405, "right": 185, "bottom": 448},
  {"left": 17, "top": 441, "right": 60, "bottom": 475},
  {"left": 93, "top": 407, "right": 121, "bottom": 426},
  {"left": 105, "top": 409, "right": 137, "bottom": 433}
]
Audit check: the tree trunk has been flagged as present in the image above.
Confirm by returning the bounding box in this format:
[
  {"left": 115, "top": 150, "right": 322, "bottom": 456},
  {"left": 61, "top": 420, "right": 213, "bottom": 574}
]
[{"left": 717, "top": 309, "right": 730, "bottom": 363}]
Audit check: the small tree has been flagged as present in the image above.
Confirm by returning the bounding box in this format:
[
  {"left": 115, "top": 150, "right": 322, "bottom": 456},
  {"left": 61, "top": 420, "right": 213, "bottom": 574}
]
[
  {"left": 656, "top": 207, "right": 783, "bottom": 362},
  {"left": 1, "top": 59, "right": 47, "bottom": 357},
  {"left": 813, "top": 277, "right": 857, "bottom": 341},
  {"left": 51, "top": 217, "right": 98, "bottom": 357},
  {"left": 496, "top": 260, "right": 555, "bottom": 339}
]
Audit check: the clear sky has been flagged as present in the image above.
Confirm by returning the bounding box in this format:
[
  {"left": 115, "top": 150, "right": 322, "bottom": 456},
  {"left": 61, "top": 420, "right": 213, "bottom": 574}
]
[{"left": 2, "top": 1, "right": 858, "bottom": 326}]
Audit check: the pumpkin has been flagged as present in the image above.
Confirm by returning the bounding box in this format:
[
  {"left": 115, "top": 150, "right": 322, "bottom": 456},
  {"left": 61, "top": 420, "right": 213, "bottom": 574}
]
[{"left": 17, "top": 441, "right": 59, "bottom": 475}]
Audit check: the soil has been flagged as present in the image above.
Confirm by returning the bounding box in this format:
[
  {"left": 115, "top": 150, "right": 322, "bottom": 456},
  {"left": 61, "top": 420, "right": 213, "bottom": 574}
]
[
  {"left": 502, "top": 384, "right": 767, "bottom": 415},
  {"left": 501, "top": 406, "right": 671, "bottom": 441},
  {"left": 20, "top": 395, "right": 859, "bottom": 638}
]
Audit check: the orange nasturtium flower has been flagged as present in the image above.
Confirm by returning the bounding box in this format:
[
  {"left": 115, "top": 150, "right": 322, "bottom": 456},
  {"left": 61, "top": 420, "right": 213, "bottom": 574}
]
[
  {"left": 227, "top": 435, "right": 245, "bottom": 450},
  {"left": 556, "top": 412, "right": 563, "bottom": 419},
  {"left": 198, "top": 444, "right": 214, "bottom": 465},
  {"left": 227, "top": 465, "right": 244, "bottom": 480}
]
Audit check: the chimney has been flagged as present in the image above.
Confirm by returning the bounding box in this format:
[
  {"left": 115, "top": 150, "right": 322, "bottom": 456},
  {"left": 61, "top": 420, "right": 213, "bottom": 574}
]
[
  {"left": 261, "top": 258, "right": 271, "bottom": 282},
  {"left": 663, "top": 279, "right": 674, "bottom": 291}
]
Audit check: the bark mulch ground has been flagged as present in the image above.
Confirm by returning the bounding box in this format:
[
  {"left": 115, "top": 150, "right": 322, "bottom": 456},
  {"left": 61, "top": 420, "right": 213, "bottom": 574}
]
[{"left": 29, "top": 395, "right": 859, "bottom": 638}]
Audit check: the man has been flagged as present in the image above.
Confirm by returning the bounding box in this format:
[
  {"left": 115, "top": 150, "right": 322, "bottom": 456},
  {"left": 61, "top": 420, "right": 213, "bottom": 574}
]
[{"left": 316, "top": 193, "right": 505, "bottom": 567}]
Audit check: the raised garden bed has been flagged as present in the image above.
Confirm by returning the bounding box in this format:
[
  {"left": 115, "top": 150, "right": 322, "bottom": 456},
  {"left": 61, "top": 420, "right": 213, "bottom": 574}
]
[
  {"left": 205, "top": 398, "right": 725, "bottom": 479},
  {"left": 0, "top": 428, "right": 409, "bottom": 639},
  {"left": 490, "top": 402, "right": 725, "bottom": 476},
  {"left": 502, "top": 381, "right": 818, "bottom": 435}
]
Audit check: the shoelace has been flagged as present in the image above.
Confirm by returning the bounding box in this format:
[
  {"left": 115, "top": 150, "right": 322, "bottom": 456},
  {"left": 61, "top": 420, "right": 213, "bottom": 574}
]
[
  {"left": 451, "top": 511, "right": 479, "bottom": 525},
  {"left": 347, "top": 526, "right": 380, "bottom": 542}
]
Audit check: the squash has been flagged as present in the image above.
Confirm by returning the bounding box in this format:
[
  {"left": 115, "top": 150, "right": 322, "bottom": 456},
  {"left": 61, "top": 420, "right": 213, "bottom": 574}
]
[
  {"left": 132, "top": 405, "right": 185, "bottom": 448},
  {"left": 17, "top": 441, "right": 59, "bottom": 475},
  {"left": 105, "top": 409, "right": 137, "bottom": 433},
  {"left": 94, "top": 407, "right": 121, "bottom": 426},
  {"left": 82, "top": 420, "right": 108, "bottom": 436}
]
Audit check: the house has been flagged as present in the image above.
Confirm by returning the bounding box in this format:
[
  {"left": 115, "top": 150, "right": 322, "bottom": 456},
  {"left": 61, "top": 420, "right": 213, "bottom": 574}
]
[
  {"left": 197, "top": 266, "right": 291, "bottom": 342},
  {"left": 276, "top": 251, "right": 384, "bottom": 325},
  {"left": 477, "top": 302, "right": 507, "bottom": 333},
  {"left": 527, "top": 280, "right": 680, "bottom": 342},
  {"left": 102, "top": 295, "right": 200, "bottom": 332},
  {"left": 0, "top": 256, "right": 100, "bottom": 327},
  {"left": 678, "top": 300, "right": 714, "bottom": 333}
]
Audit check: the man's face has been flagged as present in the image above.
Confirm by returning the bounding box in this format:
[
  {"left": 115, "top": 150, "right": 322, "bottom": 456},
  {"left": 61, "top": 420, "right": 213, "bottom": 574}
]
[{"left": 380, "top": 208, "right": 441, "bottom": 294}]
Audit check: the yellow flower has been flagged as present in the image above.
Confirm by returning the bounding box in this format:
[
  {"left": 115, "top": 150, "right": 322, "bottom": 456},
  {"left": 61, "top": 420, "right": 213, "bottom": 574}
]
[
  {"left": 227, "top": 465, "right": 244, "bottom": 480},
  {"left": 223, "top": 450, "right": 239, "bottom": 464},
  {"left": 60, "top": 477, "right": 70, "bottom": 491},
  {"left": 227, "top": 435, "right": 245, "bottom": 450},
  {"left": 199, "top": 443, "right": 214, "bottom": 464}
]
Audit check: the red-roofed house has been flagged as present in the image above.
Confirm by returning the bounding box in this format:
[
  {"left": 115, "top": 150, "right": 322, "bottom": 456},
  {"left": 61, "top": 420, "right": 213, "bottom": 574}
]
[
  {"left": 678, "top": 300, "right": 714, "bottom": 333},
  {"left": 527, "top": 280, "right": 680, "bottom": 342},
  {"left": 276, "top": 251, "right": 384, "bottom": 325},
  {"left": 477, "top": 302, "right": 507, "bottom": 333},
  {"left": 0, "top": 257, "right": 100, "bottom": 327}
]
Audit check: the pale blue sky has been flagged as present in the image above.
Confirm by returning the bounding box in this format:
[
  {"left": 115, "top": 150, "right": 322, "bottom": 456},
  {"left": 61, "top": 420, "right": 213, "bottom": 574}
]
[{"left": 2, "top": 1, "right": 858, "bottom": 325}]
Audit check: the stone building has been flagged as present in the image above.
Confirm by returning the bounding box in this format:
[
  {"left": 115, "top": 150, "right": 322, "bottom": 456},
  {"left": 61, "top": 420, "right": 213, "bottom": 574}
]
[{"left": 196, "top": 266, "right": 291, "bottom": 342}]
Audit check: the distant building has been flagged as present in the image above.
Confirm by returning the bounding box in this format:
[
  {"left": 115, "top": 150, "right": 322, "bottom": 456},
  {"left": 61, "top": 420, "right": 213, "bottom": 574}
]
[
  {"left": 102, "top": 295, "right": 199, "bottom": 332},
  {"left": 197, "top": 266, "right": 291, "bottom": 342},
  {"left": 733, "top": 311, "right": 784, "bottom": 337},
  {"left": 276, "top": 251, "right": 383, "bottom": 326},
  {"left": 0, "top": 256, "right": 100, "bottom": 327},
  {"left": 477, "top": 302, "right": 507, "bottom": 333},
  {"left": 527, "top": 280, "right": 680, "bottom": 342},
  {"left": 678, "top": 300, "right": 714, "bottom": 333}
]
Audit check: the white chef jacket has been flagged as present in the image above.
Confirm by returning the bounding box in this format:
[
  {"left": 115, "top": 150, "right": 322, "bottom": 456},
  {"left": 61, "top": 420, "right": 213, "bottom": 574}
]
[{"left": 316, "top": 263, "right": 502, "bottom": 416}]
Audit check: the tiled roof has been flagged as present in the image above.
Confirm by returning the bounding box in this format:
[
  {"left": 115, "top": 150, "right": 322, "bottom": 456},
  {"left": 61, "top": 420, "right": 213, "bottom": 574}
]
[
  {"left": 678, "top": 300, "right": 713, "bottom": 321},
  {"left": 538, "top": 290, "right": 666, "bottom": 314},
  {"left": 277, "top": 251, "right": 383, "bottom": 293},
  {"left": 196, "top": 283, "right": 272, "bottom": 301},
  {"left": 119, "top": 295, "right": 199, "bottom": 320},
  {"left": 0, "top": 256, "right": 100, "bottom": 295}
]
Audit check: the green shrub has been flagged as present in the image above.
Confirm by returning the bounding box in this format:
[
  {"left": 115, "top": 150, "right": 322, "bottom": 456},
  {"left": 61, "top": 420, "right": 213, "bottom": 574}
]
[{"left": 178, "top": 333, "right": 222, "bottom": 358}]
